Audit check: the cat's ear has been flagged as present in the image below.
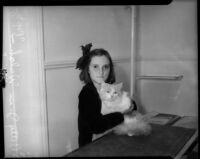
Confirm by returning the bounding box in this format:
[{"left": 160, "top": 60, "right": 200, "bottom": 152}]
[{"left": 115, "top": 82, "right": 123, "bottom": 91}]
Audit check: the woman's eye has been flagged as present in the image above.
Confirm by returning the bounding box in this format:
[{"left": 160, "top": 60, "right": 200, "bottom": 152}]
[
  {"left": 104, "top": 65, "right": 110, "bottom": 70},
  {"left": 93, "top": 65, "right": 98, "bottom": 69}
]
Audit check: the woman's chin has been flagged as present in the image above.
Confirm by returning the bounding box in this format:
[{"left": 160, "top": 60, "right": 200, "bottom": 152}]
[{"left": 95, "top": 79, "right": 104, "bottom": 84}]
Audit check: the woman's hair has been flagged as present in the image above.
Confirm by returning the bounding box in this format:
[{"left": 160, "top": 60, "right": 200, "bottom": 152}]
[{"left": 76, "top": 43, "right": 116, "bottom": 84}]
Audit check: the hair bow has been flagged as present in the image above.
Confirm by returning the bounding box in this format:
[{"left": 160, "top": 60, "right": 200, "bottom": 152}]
[{"left": 76, "top": 43, "right": 93, "bottom": 70}]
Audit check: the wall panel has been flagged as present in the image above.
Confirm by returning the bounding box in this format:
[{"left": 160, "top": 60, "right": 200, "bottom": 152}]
[
  {"left": 43, "top": 6, "right": 132, "bottom": 157},
  {"left": 137, "top": 0, "right": 197, "bottom": 116}
]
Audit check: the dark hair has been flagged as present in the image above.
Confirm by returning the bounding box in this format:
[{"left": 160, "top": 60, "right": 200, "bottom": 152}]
[{"left": 78, "top": 48, "right": 116, "bottom": 84}]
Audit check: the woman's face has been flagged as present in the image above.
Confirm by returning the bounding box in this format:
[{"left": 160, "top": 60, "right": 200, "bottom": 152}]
[{"left": 88, "top": 55, "right": 110, "bottom": 86}]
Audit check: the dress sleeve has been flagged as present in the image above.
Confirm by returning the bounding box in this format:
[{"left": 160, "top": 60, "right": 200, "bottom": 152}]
[{"left": 79, "top": 89, "right": 124, "bottom": 134}]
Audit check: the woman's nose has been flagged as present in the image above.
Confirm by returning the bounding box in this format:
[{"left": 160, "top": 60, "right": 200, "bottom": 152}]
[{"left": 99, "top": 68, "right": 104, "bottom": 76}]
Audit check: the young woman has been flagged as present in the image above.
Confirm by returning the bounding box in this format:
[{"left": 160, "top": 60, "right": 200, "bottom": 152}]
[{"left": 76, "top": 43, "right": 136, "bottom": 147}]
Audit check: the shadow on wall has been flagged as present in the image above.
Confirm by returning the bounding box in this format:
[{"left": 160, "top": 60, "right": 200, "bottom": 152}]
[{"left": 114, "top": 64, "right": 130, "bottom": 92}]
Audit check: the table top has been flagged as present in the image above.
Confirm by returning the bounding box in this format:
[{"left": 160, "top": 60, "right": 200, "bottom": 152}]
[{"left": 66, "top": 122, "right": 197, "bottom": 157}]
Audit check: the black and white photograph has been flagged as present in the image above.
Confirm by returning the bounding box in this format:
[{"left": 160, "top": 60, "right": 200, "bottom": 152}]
[{"left": 1, "top": 0, "right": 198, "bottom": 158}]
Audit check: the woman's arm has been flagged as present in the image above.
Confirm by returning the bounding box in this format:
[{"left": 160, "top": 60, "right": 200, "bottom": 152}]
[{"left": 79, "top": 89, "right": 124, "bottom": 134}]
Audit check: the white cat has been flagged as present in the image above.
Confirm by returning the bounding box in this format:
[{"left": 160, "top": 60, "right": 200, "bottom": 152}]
[
  {"left": 99, "top": 82, "right": 131, "bottom": 115},
  {"left": 114, "top": 111, "right": 152, "bottom": 136},
  {"left": 98, "top": 82, "right": 152, "bottom": 136}
]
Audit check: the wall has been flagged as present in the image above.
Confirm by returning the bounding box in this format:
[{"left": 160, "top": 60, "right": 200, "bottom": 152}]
[
  {"left": 136, "top": 0, "right": 197, "bottom": 116},
  {"left": 42, "top": 6, "right": 132, "bottom": 157}
]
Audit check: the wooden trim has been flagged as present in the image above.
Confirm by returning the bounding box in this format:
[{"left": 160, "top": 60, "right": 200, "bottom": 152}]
[
  {"left": 136, "top": 56, "right": 197, "bottom": 62},
  {"left": 35, "top": 7, "right": 49, "bottom": 157},
  {"left": 44, "top": 57, "right": 131, "bottom": 70}
]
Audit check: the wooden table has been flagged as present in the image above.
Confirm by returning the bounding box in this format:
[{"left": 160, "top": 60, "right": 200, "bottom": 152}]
[{"left": 65, "top": 114, "right": 198, "bottom": 158}]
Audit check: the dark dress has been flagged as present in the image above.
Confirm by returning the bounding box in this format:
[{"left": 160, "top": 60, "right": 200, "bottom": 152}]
[{"left": 78, "top": 82, "right": 125, "bottom": 147}]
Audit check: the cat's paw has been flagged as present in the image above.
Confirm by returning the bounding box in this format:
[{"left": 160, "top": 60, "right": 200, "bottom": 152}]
[{"left": 127, "top": 132, "right": 134, "bottom": 136}]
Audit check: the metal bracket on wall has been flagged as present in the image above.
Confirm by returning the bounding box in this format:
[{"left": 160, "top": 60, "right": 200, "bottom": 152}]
[
  {"left": 136, "top": 75, "right": 184, "bottom": 81},
  {"left": 0, "top": 69, "right": 7, "bottom": 88}
]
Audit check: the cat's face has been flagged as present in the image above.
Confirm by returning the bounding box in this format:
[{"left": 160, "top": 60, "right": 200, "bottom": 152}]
[{"left": 99, "top": 82, "right": 123, "bottom": 101}]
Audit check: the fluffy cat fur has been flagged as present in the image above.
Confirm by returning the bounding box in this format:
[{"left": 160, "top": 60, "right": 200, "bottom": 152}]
[
  {"left": 98, "top": 82, "right": 151, "bottom": 136},
  {"left": 99, "top": 82, "right": 131, "bottom": 115}
]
